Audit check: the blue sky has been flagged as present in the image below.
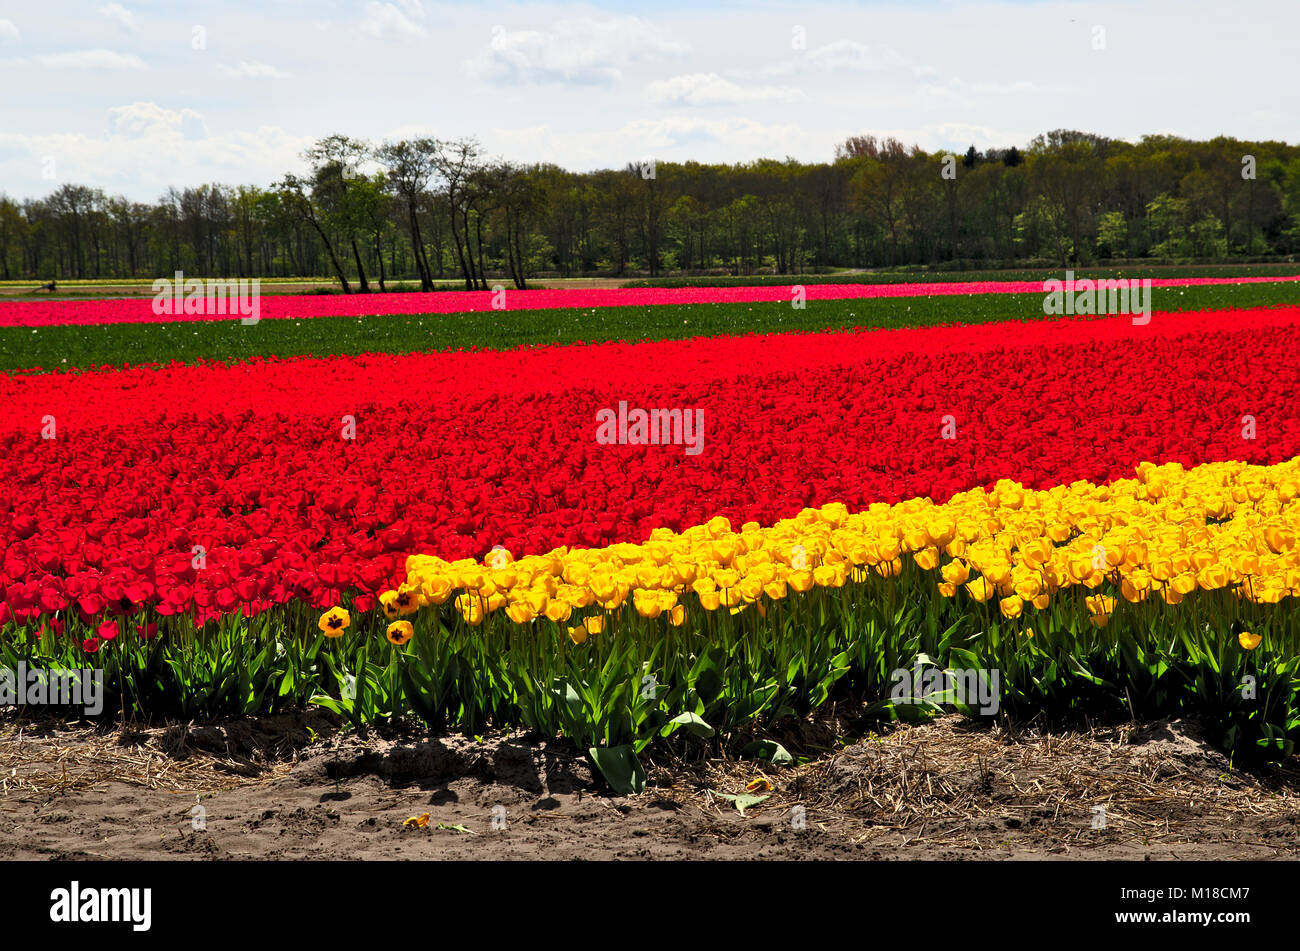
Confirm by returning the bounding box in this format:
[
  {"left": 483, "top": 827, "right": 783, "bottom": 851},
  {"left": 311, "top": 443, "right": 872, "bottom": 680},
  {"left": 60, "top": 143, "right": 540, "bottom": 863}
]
[{"left": 0, "top": 0, "right": 1294, "bottom": 200}]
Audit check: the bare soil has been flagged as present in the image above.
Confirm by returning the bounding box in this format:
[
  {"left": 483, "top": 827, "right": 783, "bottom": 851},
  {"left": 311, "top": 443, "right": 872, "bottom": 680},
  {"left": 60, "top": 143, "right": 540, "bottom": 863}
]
[{"left": 1, "top": 713, "right": 1296, "bottom": 860}]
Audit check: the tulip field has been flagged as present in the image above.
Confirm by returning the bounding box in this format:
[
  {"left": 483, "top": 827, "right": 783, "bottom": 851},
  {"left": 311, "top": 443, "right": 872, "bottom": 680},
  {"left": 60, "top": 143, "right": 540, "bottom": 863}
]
[
  {"left": 4, "top": 276, "right": 1300, "bottom": 787},
  {"left": 2, "top": 273, "right": 1294, "bottom": 327}
]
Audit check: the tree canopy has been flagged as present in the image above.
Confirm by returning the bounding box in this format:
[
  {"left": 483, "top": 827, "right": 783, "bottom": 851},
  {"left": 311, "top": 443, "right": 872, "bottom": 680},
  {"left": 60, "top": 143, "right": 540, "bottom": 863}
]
[{"left": 2, "top": 130, "right": 1296, "bottom": 289}]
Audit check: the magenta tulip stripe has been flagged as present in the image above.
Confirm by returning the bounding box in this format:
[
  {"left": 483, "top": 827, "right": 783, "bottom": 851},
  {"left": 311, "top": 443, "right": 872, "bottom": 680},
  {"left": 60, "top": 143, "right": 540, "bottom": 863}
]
[{"left": 1, "top": 274, "right": 1298, "bottom": 327}]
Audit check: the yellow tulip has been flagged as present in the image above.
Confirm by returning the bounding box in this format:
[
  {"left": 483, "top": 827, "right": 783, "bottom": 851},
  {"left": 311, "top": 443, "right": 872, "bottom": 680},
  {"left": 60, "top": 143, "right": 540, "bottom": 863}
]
[
  {"left": 964, "top": 577, "right": 994, "bottom": 602},
  {"left": 505, "top": 601, "right": 535, "bottom": 624},
  {"left": 420, "top": 575, "right": 454, "bottom": 605},
  {"left": 455, "top": 595, "right": 485, "bottom": 626},
  {"left": 941, "top": 561, "right": 970, "bottom": 585},
  {"left": 386, "top": 620, "right": 414, "bottom": 645},
  {"left": 1085, "top": 595, "right": 1116, "bottom": 617},
  {"left": 705, "top": 516, "right": 732, "bottom": 536},
  {"left": 318, "top": 607, "right": 350, "bottom": 638},
  {"left": 633, "top": 589, "right": 663, "bottom": 619},
  {"left": 913, "top": 547, "right": 940, "bottom": 571},
  {"left": 788, "top": 570, "right": 815, "bottom": 593},
  {"left": 1197, "top": 565, "right": 1229, "bottom": 590},
  {"left": 1019, "top": 537, "right": 1053, "bottom": 567},
  {"left": 926, "top": 518, "right": 957, "bottom": 548},
  {"left": 874, "top": 557, "right": 901, "bottom": 579}
]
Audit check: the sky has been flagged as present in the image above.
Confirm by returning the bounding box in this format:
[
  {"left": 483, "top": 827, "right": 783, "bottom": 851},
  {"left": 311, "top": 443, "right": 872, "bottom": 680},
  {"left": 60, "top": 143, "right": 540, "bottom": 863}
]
[{"left": 0, "top": 0, "right": 1294, "bottom": 201}]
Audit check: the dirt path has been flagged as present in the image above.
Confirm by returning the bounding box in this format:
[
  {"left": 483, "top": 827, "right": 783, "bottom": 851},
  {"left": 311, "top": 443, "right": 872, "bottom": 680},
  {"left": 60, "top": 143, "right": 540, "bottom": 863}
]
[
  {"left": 0, "top": 277, "right": 636, "bottom": 299},
  {"left": 1, "top": 714, "right": 1296, "bottom": 860}
]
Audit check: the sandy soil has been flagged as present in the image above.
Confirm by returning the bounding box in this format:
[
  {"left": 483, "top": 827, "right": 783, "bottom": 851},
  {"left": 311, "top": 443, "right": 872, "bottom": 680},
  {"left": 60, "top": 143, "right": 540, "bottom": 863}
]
[{"left": 1, "top": 713, "right": 1296, "bottom": 860}]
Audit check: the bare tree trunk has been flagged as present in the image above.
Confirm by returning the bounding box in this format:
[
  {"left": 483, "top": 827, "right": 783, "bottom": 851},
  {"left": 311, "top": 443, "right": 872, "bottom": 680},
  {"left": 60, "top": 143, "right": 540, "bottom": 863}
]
[
  {"left": 474, "top": 213, "right": 488, "bottom": 290},
  {"left": 407, "top": 203, "right": 432, "bottom": 290},
  {"left": 306, "top": 216, "right": 351, "bottom": 293},
  {"left": 351, "top": 238, "right": 370, "bottom": 292},
  {"left": 374, "top": 231, "right": 386, "bottom": 291},
  {"left": 447, "top": 202, "right": 474, "bottom": 290}
]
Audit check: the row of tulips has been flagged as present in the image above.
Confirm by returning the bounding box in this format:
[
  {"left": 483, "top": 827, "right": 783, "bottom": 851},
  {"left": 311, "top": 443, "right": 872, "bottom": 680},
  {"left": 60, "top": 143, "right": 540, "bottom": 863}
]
[
  {"left": 4, "top": 458, "right": 1298, "bottom": 778},
  {"left": 4, "top": 274, "right": 1296, "bottom": 327},
  {"left": 382, "top": 457, "right": 1300, "bottom": 629},
  {"left": 3, "top": 306, "right": 1300, "bottom": 633}
]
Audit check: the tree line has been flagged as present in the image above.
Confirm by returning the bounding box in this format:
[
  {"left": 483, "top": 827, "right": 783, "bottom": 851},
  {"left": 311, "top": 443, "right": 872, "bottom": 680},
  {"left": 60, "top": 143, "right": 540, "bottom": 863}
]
[{"left": 2, "top": 129, "right": 1298, "bottom": 289}]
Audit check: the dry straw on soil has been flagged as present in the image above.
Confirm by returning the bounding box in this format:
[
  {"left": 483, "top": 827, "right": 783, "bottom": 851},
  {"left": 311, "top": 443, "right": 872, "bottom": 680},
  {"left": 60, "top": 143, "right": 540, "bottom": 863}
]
[
  {"left": 651, "top": 717, "right": 1300, "bottom": 850},
  {"left": 3, "top": 711, "right": 1298, "bottom": 855}
]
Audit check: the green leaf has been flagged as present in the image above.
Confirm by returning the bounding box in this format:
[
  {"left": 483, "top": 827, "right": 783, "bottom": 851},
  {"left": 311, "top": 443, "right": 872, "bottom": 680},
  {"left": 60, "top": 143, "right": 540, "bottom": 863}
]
[
  {"left": 664, "top": 712, "right": 714, "bottom": 738},
  {"left": 436, "top": 823, "right": 475, "bottom": 835},
  {"left": 740, "top": 740, "right": 794, "bottom": 766},
  {"left": 694, "top": 660, "right": 724, "bottom": 705},
  {"left": 552, "top": 679, "right": 583, "bottom": 713},
  {"left": 711, "top": 791, "right": 770, "bottom": 816},
  {"left": 589, "top": 744, "right": 646, "bottom": 795},
  {"left": 861, "top": 695, "right": 944, "bottom": 723}
]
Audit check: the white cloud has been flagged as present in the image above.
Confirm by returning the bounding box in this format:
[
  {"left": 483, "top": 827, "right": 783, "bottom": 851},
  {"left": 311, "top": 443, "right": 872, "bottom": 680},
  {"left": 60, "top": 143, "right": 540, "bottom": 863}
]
[
  {"left": 487, "top": 116, "right": 809, "bottom": 169},
  {"left": 766, "top": 40, "right": 918, "bottom": 76},
  {"left": 919, "top": 78, "right": 1037, "bottom": 100},
  {"left": 97, "top": 3, "right": 137, "bottom": 31},
  {"left": 360, "top": 1, "right": 426, "bottom": 38},
  {"left": 109, "top": 102, "right": 208, "bottom": 138},
  {"left": 36, "top": 49, "right": 146, "bottom": 70},
  {"left": 217, "top": 61, "right": 291, "bottom": 80},
  {"left": 0, "top": 0, "right": 1294, "bottom": 200},
  {"left": 644, "top": 73, "right": 804, "bottom": 106},
  {"left": 466, "top": 16, "right": 689, "bottom": 85},
  {"left": 0, "top": 102, "right": 308, "bottom": 196},
  {"left": 922, "top": 122, "right": 1019, "bottom": 148}
]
